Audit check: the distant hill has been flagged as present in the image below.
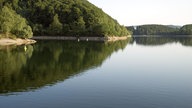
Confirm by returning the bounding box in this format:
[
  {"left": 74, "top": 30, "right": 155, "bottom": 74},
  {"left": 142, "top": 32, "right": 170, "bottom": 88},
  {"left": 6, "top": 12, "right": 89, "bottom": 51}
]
[
  {"left": 126, "top": 24, "right": 192, "bottom": 35},
  {"left": 126, "top": 24, "right": 179, "bottom": 35},
  {"left": 166, "top": 25, "right": 181, "bottom": 29},
  {"left": 179, "top": 24, "right": 192, "bottom": 35},
  {"left": 0, "top": 0, "right": 130, "bottom": 38}
]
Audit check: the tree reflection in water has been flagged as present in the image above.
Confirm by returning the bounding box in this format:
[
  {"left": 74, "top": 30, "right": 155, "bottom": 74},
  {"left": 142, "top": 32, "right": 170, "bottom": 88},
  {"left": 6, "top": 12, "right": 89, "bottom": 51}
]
[{"left": 0, "top": 39, "right": 131, "bottom": 94}]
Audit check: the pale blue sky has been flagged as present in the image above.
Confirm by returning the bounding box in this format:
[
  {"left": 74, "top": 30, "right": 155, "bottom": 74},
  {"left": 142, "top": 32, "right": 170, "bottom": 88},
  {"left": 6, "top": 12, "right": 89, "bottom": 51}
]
[{"left": 88, "top": 0, "right": 192, "bottom": 26}]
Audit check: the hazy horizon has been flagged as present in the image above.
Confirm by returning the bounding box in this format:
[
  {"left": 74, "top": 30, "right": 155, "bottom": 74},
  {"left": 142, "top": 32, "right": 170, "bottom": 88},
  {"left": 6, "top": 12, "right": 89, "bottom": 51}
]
[{"left": 88, "top": 0, "right": 192, "bottom": 26}]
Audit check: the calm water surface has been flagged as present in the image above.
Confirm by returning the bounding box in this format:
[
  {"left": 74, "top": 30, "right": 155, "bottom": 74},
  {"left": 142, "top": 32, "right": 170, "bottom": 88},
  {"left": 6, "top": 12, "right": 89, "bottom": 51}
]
[{"left": 0, "top": 37, "right": 192, "bottom": 108}]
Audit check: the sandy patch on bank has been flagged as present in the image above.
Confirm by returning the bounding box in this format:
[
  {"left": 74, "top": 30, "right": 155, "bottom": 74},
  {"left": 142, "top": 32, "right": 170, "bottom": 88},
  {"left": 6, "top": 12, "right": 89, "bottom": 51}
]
[
  {"left": 0, "top": 38, "right": 36, "bottom": 46},
  {"left": 107, "top": 36, "right": 131, "bottom": 42}
]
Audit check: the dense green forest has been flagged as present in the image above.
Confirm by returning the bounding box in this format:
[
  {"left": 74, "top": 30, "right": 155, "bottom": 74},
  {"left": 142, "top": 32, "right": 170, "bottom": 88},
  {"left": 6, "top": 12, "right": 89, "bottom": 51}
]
[
  {"left": 0, "top": 5, "right": 33, "bottom": 38},
  {"left": 127, "top": 24, "right": 179, "bottom": 35},
  {"left": 127, "top": 24, "right": 192, "bottom": 35},
  {"left": 179, "top": 24, "right": 192, "bottom": 35},
  {"left": 0, "top": 0, "right": 130, "bottom": 38},
  {"left": 0, "top": 39, "right": 131, "bottom": 94}
]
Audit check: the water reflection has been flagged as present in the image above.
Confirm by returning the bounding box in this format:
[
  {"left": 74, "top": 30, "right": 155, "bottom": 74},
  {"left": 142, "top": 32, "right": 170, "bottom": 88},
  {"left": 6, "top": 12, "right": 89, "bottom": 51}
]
[
  {"left": 0, "top": 39, "right": 131, "bottom": 94},
  {"left": 133, "top": 37, "right": 192, "bottom": 46},
  {"left": 1, "top": 37, "right": 192, "bottom": 95},
  {"left": 1, "top": 37, "right": 192, "bottom": 108}
]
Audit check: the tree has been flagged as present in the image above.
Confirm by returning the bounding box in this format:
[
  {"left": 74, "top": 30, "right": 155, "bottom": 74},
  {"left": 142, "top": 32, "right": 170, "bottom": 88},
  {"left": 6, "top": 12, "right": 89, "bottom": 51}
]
[
  {"left": 69, "top": 16, "right": 86, "bottom": 35},
  {"left": 48, "top": 14, "right": 63, "bottom": 35},
  {"left": 92, "top": 24, "right": 108, "bottom": 36},
  {"left": 0, "top": 6, "right": 33, "bottom": 38}
]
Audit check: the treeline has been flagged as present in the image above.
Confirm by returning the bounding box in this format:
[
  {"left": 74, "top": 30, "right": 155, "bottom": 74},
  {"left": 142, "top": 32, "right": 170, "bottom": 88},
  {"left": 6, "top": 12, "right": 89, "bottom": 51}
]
[
  {"left": 127, "top": 24, "right": 192, "bottom": 35},
  {"left": 179, "top": 24, "right": 192, "bottom": 35},
  {"left": 0, "top": 0, "right": 130, "bottom": 38}
]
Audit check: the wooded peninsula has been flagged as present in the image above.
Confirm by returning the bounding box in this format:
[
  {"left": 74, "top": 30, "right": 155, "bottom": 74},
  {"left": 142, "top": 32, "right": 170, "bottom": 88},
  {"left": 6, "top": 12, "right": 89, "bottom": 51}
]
[{"left": 0, "top": 0, "right": 130, "bottom": 40}]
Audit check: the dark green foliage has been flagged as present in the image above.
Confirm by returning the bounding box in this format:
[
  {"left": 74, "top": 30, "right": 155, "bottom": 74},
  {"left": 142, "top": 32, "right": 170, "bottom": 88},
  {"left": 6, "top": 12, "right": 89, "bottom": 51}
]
[
  {"left": 48, "top": 14, "right": 63, "bottom": 35},
  {"left": 126, "top": 26, "right": 134, "bottom": 35},
  {"left": 0, "top": 6, "right": 33, "bottom": 38},
  {"left": 127, "top": 24, "right": 192, "bottom": 35},
  {"left": 1, "top": 0, "right": 130, "bottom": 37},
  {"left": 179, "top": 24, "right": 192, "bottom": 35},
  {"left": 127, "top": 24, "right": 179, "bottom": 35}
]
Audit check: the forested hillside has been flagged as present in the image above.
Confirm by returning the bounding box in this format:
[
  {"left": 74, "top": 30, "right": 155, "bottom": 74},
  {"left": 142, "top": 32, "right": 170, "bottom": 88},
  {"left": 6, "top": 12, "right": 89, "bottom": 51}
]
[
  {"left": 179, "top": 24, "right": 192, "bottom": 35},
  {"left": 127, "top": 24, "right": 179, "bottom": 35},
  {"left": 0, "top": 0, "right": 130, "bottom": 38},
  {"left": 127, "top": 24, "right": 192, "bottom": 35}
]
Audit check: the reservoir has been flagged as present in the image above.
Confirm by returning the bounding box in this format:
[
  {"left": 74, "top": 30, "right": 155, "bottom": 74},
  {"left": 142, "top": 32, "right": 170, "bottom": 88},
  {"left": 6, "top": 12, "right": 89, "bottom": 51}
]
[{"left": 0, "top": 37, "right": 192, "bottom": 108}]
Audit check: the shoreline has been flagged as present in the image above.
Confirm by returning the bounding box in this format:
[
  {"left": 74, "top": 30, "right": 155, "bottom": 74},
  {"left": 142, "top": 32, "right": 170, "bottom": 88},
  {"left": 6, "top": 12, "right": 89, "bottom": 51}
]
[
  {"left": 0, "top": 38, "right": 36, "bottom": 46},
  {"left": 107, "top": 36, "right": 131, "bottom": 42},
  {"left": 0, "top": 36, "right": 131, "bottom": 46},
  {"left": 32, "top": 36, "right": 131, "bottom": 42}
]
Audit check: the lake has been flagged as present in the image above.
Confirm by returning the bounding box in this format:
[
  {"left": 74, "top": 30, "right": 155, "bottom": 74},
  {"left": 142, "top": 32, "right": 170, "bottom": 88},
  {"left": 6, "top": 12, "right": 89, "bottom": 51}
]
[{"left": 0, "top": 37, "right": 192, "bottom": 108}]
